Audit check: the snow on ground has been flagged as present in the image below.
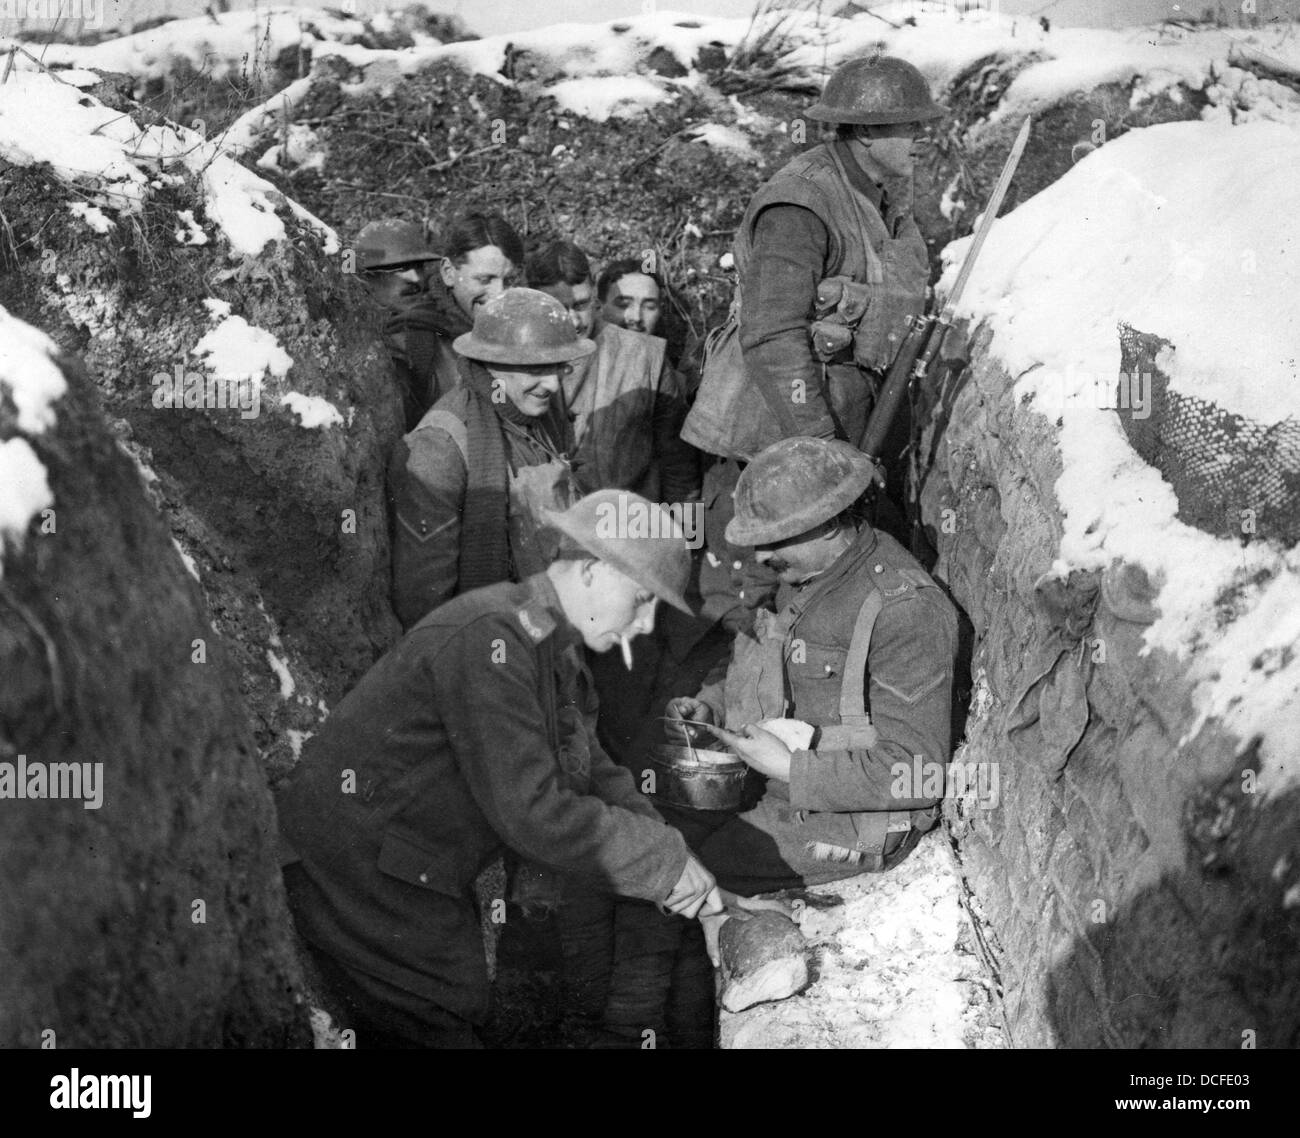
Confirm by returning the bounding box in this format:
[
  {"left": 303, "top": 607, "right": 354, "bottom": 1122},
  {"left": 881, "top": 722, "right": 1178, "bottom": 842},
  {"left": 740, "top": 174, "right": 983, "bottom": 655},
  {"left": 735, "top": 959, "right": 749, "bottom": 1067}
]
[
  {"left": 0, "top": 309, "right": 66, "bottom": 577},
  {"left": 721, "top": 837, "right": 1005, "bottom": 1049},
  {"left": 544, "top": 75, "right": 674, "bottom": 122},
  {"left": 940, "top": 117, "right": 1300, "bottom": 794},
  {"left": 281, "top": 392, "right": 345, "bottom": 429},
  {"left": 28, "top": 8, "right": 414, "bottom": 84},
  {"left": 191, "top": 310, "right": 293, "bottom": 388},
  {"left": 93, "top": 1, "right": 1300, "bottom": 168},
  {"left": 266, "top": 648, "right": 296, "bottom": 700},
  {"left": 0, "top": 68, "right": 338, "bottom": 258}
]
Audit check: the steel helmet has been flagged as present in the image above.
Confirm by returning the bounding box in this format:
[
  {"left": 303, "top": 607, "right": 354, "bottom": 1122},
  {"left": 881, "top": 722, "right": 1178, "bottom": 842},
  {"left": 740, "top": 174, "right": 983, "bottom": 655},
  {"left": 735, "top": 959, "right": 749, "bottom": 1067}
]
[
  {"left": 805, "top": 55, "right": 943, "bottom": 126},
  {"left": 544, "top": 490, "right": 692, "bottom": 614},
  {"left": 356, "top": 219, "right": 439, "bottom": 271},
  {"left": 454, "top": 288, "right": 596, "bottom": 365},
  {"left": 726, "top": 437, "right": 875, "bottom": 547}
]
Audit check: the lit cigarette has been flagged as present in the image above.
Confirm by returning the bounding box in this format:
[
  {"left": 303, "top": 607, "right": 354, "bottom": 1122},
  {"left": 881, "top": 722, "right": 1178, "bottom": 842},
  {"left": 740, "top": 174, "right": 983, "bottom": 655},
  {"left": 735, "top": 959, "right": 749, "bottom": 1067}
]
[{"left": 620, "top": 635, "right": 634, "bottom": 672}]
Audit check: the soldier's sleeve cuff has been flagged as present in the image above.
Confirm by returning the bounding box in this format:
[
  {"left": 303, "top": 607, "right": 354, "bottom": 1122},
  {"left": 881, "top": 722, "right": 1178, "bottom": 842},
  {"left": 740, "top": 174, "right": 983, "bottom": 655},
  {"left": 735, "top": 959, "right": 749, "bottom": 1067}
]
[{"left": 788, "top": 748, "right": 820, "bottom": 811}]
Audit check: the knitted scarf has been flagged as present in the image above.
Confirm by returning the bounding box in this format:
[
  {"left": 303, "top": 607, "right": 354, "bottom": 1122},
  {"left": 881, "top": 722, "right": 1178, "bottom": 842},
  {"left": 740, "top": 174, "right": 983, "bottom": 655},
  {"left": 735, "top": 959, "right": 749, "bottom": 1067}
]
[
  {"left": 384, "top": 279, "right": 473, "bottom": 384},
  {"left": 457, "top": 357, "right": 538, "bottom": 593}
]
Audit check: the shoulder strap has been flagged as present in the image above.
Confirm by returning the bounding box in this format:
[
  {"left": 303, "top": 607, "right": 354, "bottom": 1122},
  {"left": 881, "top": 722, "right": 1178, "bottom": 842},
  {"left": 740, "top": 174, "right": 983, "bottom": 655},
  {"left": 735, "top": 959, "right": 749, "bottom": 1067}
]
[
  {"left": 838, "top": 589, "right": 884, "bottom": 728},
  {"left": 826, "top": 143, "right": 888, "bottom": 285}
]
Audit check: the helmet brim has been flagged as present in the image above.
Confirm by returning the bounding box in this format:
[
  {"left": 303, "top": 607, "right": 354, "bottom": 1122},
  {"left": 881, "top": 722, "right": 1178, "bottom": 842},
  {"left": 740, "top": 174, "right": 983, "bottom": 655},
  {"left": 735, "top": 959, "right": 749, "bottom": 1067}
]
[
  {"left": 358, "top": 251, "right": 442, "bottom": 271},
  {"left": 544, "top": 508, "right": 693, "bottom": 616},
  {"left": 804, "top": 103, "right": 944, "bottom": 126},
  {"left": 724, "top": 465, "right": 874, "bottom": 547},
  {"left": 452, "top": 333, "right": 597, "bottom": 365}
]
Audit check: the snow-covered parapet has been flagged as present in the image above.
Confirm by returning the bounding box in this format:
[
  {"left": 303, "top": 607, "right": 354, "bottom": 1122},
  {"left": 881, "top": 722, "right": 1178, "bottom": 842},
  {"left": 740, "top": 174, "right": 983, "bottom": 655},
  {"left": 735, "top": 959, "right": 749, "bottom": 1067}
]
[
  {"left": 25, "top": 6, "right": 443, "bottom": 84},
  {"left": 0, "top": 68, "right": 337, "bottom": 258},
  {"left": 940, "top": 116, "right": 1300, "bottom": 792}
]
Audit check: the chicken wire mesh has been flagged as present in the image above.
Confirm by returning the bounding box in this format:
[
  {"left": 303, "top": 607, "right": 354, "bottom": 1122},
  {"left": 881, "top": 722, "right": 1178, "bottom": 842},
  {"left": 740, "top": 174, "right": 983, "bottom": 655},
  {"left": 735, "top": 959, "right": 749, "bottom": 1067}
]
[{"left": 1117, "top": 325, "right": 1300, "bottom": 547}]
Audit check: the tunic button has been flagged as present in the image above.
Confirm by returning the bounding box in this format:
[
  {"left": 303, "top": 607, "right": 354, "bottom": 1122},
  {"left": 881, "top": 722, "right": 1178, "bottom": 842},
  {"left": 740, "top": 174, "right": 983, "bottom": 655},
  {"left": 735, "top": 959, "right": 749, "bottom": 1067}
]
[
  {"left": 418, "top": 873, "right": 429, "bottom": 884},
  {"left": 419, "top": 521, "right": 429, "bottom": 534},
  {"left": 732, "top": 560, "right": 742, "bottom": 570},
  {"left": 874, "top": 564, "right": 884, "bottom": 573},
  {"left": 824, "top": 664, "right": 834, "bottom": 675}
]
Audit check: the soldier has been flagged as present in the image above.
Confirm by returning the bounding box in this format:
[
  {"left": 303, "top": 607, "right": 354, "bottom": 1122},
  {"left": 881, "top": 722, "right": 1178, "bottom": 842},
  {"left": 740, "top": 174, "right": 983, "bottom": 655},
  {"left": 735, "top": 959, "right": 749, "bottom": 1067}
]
[
  {"left": 526, "top": 239, "right": 698, "bottom": 504},
  {"left": 682, "top": 55, "right": 942, "bottom": 613},
  {"left": 664, "top": 437, "right": 959, "bottom": 892},
  {"left": 596, "top": 256, "right": 664, "bottom": 336},
  {"left": 385, "top": 212, "right": 525, "bottom": 432},
  {"left": 356, "top": 218, "right": 442, "bottom": 432},
  {"left": 278, "top": 491, "right": 722, "bottom": 1048},
  {"left": 387, "top": 287, "right": 590, "bottom": 631}
]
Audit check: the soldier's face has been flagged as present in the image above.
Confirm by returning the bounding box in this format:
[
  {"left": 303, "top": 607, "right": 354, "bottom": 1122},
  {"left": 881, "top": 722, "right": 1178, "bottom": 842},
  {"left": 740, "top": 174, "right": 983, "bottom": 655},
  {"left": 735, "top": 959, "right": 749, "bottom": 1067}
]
[
  {"left": 535, "top": 278, "right": 596, "bottom": 338},
  {"left": 442, "top": 246, "right": 518, "bottom": 318},
  {"left": 364, "top": 265, "right": 425, "bottom": 312},
  {"left": 485, "top": 363, "right": 565, "bottom": 417},
  {"left": 574, "top": 562, "right": 658, "bottom": 653},
  {"left": 855, "top": 122, "right": 925, "bottom": 178},
  {"left": 601, "top": 273, "right": 661, "bottom": 334},
  {"left": 754, "top": 525, "right": 841, "bottom": 585}
]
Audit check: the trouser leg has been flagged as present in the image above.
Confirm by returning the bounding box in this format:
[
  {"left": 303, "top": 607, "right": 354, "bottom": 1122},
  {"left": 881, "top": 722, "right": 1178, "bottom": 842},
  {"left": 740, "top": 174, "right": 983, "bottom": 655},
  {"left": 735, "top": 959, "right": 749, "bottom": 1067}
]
[
  {"left": 597, "top": 898, "right": 685, "bottom": 1048},
  {"left": 666, "top": 918, "right": 717, "bottom": 1050},
  {"left": 659, "top": 799, "right": 913, "bottom": 896},
  {"left": 554, "top": 888, "right": 616, "bottom": 1043},
  {"left": 303, "top": 942, "right": 482, "bottom": 1049}
]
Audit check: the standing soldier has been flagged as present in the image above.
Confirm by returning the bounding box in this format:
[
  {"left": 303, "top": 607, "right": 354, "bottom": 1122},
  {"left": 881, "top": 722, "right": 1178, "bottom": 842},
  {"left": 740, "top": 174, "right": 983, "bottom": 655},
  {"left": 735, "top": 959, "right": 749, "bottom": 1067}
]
[
  {"left": 387, "top": 287, "right": 591, "bottom": 631},
  {"left": 683, "top": 54, "right": 942, "bottom": 590},
  {"left": 526, "top": 239, "right": 698, "bottom": 505},
  {"left": 386, "top": 212, "right": 525, "bottom": 431},
  {"left": 355, "top": 218, "right": 442, "bottom": 433}
]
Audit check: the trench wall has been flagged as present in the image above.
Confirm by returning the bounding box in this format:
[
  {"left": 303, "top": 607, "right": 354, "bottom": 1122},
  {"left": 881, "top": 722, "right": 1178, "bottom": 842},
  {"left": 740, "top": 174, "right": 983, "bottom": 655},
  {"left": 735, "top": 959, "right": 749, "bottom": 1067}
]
[{"left": 918, "top": 327, "right": 1300, "bottom": 1048}]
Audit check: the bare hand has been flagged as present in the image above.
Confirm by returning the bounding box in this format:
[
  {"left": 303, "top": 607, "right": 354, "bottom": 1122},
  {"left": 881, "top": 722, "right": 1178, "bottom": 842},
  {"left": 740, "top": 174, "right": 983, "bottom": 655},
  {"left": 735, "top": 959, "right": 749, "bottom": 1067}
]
[
  {"left": 700, "top": 722, "right": 794, "bottom": 782},
  {"left": 664, "top": 855, "right": 720, "bottom": 920},
  {"left": 665, "top": 696, "right": 713, "bottom": 744}
]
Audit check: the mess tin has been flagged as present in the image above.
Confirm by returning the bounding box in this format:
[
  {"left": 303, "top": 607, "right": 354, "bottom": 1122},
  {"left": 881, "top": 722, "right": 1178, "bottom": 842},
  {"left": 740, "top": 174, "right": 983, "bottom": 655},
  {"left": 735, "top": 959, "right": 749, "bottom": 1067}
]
[{"left": 650, "top": 743, "right": 748, "bottom": 812}]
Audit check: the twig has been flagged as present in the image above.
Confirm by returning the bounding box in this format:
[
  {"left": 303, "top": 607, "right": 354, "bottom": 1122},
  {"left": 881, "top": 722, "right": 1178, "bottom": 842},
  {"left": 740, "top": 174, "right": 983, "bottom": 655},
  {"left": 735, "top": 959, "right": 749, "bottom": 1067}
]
[
  {"left": 330, "top": 183, "right": 428, "bottom": 202},
  {"left": 4, "top": 43, "right": 77, "bottom": 86},
  {"left": 428, "top": 142, "right": 503, "bottom": 173}
]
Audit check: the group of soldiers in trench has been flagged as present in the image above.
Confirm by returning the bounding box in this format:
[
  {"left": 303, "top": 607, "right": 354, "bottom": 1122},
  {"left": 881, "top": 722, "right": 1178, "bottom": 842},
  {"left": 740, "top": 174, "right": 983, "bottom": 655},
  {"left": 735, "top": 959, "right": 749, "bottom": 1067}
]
[{"left": 276, "top": 55, "right": 961, "bottom": 1048}]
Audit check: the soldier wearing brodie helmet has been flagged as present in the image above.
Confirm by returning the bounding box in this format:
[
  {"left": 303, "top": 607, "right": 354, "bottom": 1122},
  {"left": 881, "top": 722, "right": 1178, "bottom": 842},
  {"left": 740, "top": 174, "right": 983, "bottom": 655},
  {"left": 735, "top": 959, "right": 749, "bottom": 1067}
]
[
  {"left": 683, "top": 56, "right": 942, "bottom": 625},
  {"left": 665, "top": 437, "right": 958, "bottom": 894},
  {"left": 278, "top": 490, "right": 721, "bottom": 1048},
  {"left": 684, "top": 54, "right": 940, "bottom": 460}
]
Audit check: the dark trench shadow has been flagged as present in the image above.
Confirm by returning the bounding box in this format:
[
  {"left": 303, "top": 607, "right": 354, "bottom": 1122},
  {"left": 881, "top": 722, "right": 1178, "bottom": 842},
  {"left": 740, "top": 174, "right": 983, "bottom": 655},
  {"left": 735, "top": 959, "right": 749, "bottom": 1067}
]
[{"left": 1043, "top": 779, "right": 1300, "bottom": 1049}]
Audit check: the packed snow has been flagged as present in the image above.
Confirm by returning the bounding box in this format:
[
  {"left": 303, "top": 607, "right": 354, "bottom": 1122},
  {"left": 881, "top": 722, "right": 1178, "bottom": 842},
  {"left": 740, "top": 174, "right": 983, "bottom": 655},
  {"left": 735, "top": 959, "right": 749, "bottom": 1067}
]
[
  {"left": 0, "top": 68, "right": 338, "bottom": 259},
  {"left": 190, "top": 310, "right": 293, "bottom": 396},
  {"left": 0, "top": 310, "right": 66, "bottom": 577},
  {"left": 281, "top": 392, "right": 345, "bottom": 429},
  {"left": 940, "top": 117, "right": 1300, "bottom": 793},
  {"left": 156, "top": 1, "right": 1300, "bottom": 166}
]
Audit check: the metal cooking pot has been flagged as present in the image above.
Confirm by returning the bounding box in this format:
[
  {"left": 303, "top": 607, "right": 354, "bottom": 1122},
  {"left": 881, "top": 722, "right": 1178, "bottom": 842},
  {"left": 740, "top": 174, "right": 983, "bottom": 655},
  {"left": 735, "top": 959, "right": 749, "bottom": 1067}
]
[{"left": 650, "top": 744, "right": 748, "bottom": 812}]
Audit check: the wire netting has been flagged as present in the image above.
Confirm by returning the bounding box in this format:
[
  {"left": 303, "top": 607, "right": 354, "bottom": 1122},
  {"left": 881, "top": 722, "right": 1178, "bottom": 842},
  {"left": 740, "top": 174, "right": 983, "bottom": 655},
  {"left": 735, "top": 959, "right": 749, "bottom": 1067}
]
[{"left": 1117, "top": 325, "right": 1300, "bottom": 547}]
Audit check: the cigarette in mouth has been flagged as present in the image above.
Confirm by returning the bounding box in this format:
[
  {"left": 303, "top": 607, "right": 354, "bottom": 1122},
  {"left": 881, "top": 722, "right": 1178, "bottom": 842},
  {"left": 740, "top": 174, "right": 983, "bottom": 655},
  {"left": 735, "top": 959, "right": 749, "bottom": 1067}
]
[{"left": 620, "top": 635, "right": 634, "bottom": 671}]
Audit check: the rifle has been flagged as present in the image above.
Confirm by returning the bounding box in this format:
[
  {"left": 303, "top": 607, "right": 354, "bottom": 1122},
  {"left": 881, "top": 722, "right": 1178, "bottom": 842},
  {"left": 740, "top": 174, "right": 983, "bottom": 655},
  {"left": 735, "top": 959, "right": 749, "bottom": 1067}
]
[{"left": 858, "top": 116, "right": 1033, "bottom": 467}]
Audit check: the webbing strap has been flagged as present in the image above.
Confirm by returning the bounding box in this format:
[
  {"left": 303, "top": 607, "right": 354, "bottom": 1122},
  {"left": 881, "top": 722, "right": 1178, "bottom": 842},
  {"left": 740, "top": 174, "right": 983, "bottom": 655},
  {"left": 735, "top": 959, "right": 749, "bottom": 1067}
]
[
  {"left": 838, "top": 589, "right": 883, "bottom": 727},
  {"left": 827, "top": 143, "right": 887, "bottom": 285}
]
